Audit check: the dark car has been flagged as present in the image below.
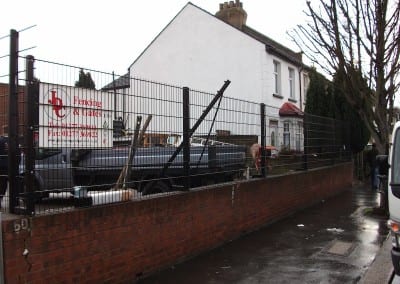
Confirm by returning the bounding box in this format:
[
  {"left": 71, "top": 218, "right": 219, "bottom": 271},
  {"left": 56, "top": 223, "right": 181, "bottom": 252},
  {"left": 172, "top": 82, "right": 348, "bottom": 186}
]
[{"left": 20, "top": 147, "right": 74, "bottom": 192}]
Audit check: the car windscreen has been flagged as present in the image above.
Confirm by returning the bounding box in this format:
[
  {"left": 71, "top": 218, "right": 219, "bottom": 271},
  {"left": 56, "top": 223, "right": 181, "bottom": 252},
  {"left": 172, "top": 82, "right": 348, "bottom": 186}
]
[{"left": 35, "top": 148, "right": 62, "bottom": 160}]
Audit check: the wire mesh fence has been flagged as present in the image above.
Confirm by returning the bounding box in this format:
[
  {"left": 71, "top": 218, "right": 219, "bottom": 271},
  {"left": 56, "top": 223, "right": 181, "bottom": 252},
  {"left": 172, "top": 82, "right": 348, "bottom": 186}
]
[
  {"left": 1, "top": 47, "right": 352, "bottom": 215},
  {"left": 0, "top": 29, "right": 30, "bottom": 214},
  {"left": 0, "top": 29, "right": 10, "bottom": 213}
]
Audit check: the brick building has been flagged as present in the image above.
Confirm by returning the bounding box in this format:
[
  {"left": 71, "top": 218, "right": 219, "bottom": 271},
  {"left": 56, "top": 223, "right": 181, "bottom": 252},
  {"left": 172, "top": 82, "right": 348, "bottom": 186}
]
[{"left": 0, "top": 82, "right": 25, "bottom": 136}]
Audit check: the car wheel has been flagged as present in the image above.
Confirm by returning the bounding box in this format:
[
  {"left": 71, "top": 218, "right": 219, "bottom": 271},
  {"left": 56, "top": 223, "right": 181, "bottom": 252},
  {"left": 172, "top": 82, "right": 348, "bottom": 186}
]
[
  {"left": 34, "top": 180, "right": 49, "bottom": 200},
  {"left": 141, "top": 179, "right": 171, "bottom": 195}
]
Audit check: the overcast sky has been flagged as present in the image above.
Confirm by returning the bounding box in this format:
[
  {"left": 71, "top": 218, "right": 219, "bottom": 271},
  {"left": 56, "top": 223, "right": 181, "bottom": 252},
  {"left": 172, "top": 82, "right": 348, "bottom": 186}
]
[{"left": 0, "top": 0, "right": 309, "bottom": 77}]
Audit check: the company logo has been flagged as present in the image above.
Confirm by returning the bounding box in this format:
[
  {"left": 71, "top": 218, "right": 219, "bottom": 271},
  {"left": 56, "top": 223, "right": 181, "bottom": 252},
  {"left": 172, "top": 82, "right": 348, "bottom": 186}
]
[
  {"left": 49, "top": 90, "right": 65, "bottom": 118},
  {"left": 44, "top": 88, "right": 71, "bottom": 121}
]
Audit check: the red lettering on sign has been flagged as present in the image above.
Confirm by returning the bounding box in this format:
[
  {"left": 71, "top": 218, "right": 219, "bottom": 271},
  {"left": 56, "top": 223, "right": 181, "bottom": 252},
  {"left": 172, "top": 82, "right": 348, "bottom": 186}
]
[{"left": 48, "top": 90, "right": 65, "bottom": 118}]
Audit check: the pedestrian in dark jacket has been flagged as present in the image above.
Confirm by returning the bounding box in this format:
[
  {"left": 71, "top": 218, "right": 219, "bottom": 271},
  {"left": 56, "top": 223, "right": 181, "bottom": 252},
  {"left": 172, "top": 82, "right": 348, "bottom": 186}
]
[
  {"left": 0, "top": 136, "right": 8, "bottom": 203},
  {"left": 367, "top": 143, "right": 379, "bottom": 190}
]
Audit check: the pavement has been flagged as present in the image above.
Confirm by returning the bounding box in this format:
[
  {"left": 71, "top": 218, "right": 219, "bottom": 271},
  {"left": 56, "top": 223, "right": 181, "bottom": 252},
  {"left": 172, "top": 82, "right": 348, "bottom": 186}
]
[
  {"left": 361, "top": 235, "right": 394, "bottom": 283},
  {"left": 138, "top": 183, "right": 395, "bottom": 284},
  {"left": 359, "top": 182, "right": 395, "bottom": 284}
]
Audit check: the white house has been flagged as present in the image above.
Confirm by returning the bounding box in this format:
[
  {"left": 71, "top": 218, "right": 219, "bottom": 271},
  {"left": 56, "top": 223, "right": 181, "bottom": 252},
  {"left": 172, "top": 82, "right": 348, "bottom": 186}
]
[{"left": 108, "top": 1, "right": 309, "bottom": 151}]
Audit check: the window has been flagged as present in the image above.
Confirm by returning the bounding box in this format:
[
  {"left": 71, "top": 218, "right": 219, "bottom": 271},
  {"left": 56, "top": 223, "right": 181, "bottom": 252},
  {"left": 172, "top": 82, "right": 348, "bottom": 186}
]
[
  {"left": 283, "top": 121, "right": 290, "bottom": 149},
  {"left": 269, "top": 120, "right": 278, "bottom": 146},
  {"left": 35, "top": 148, "right": 62, "bottom": 160},
  {"left": 273, "top": 60, "right": 281, "bottom": 95},
  {"left": 296, "top": 121, "right": 303, "bottom": 151},
  {"left": 393, "top": 128, "right": 400, "bottom": 184},
  {"left": 149, "top": 135, "right": 161, "bottom": 146},
  {"left": 303, "top": 74, "right": 309, "bottom": 102},
  {"left": 289, "top": 67, "right": 295, "bottom": 99},
  {"left": 271, "top": 131, "right": 276, "bottom": 147}
]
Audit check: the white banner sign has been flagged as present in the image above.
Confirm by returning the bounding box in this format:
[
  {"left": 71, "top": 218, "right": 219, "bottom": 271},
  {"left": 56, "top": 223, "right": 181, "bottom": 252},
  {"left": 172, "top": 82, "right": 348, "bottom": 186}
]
[{"left": 39, "top": 83, "right": 114, "bottom": 148}]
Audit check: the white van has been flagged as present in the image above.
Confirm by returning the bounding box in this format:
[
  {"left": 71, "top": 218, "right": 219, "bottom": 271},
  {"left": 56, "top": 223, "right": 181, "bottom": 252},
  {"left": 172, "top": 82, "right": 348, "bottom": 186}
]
[{"left": 388, "top": 121, "right": 400, "bottom": 275}]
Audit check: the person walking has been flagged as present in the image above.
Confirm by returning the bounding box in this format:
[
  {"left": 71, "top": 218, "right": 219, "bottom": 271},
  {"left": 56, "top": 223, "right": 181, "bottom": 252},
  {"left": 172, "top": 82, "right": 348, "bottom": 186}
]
[{"left": 367, "top": 143, "right": 379, "bottom": 190}]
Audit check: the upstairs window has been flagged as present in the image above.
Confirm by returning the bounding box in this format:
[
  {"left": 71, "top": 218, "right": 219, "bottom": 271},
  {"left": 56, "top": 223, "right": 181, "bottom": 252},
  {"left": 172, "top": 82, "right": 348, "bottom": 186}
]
[
  {"left": 289, "top": 67, "right": 295, "bottom": 100},
  {"left": 273, "top": 60, "right": 281, "bottom": 96},
  {"left": 303, "top": 74, "right": 309, "bottom": 103}
]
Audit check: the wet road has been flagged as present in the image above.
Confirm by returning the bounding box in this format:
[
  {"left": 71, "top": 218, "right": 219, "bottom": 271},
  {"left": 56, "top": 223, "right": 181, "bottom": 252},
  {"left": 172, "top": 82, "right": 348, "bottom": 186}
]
[{"left": 138, "top": 185, "right": 389, "bottom": 283}]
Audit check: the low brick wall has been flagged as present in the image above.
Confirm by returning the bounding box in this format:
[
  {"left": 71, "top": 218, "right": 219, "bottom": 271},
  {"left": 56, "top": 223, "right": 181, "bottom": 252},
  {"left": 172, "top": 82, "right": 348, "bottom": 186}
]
[{"left": 2, "top": 163, "right": 352, "bottom": 283}]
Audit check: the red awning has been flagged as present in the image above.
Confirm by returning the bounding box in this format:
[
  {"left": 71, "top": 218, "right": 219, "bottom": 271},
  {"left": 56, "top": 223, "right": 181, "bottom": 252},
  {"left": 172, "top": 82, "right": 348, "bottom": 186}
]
[{"left": 279, "top": 102, "right": 304, "bottom": 117}]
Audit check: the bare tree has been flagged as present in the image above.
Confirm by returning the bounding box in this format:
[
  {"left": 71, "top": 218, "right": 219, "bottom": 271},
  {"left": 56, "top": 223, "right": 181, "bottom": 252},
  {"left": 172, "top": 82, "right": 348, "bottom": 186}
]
[{"left": 290, "top": 0, "right": 400, "bottom": 153}]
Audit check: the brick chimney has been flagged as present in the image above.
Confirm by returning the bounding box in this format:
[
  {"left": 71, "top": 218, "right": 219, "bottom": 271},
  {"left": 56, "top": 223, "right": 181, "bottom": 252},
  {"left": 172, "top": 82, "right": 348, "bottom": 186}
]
[{"left": 215, "top": 0, "right": 247, "bottom": 30}]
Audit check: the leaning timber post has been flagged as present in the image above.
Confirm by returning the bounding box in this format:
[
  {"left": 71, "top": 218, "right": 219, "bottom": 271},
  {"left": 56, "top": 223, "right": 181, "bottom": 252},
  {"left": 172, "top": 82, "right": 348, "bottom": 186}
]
[
  {"left": 24, "top": 55, "right": 35, "bottom": 215},
  {"left": 8, "top": 29, "right": 19, "bottom": 214},
  {"left": 160, "top": 80, "right": 230, "bottom": 176},
  {"left": 182, "top": 87, "right": 190, "bottom": 190},
  {"left": 260, "top": 103, "right": 266, "bottom": 178}
]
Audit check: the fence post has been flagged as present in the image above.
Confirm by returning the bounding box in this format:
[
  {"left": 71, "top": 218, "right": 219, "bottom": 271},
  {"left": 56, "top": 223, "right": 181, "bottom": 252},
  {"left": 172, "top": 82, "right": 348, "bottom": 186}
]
[
  {"left": 8, "top": 29, "right": 19, "bottom": 214},
  {"left": 0, "top": 212, "right": 3, "bottom": 284},
  {"left": 260, "top": 103, "right": 266, "bottom": 177},
  {"left": 303, "top": 113, "right": 309, "bottom": 170},
  {"left": 182, "top": 87, "right": 190, "bottom": 190},
  {"left": 24, "top": 55, "right": 35, "bottom": 215},
  {"left": 332, "top": 119, "right": 336, "bottom": 165}
]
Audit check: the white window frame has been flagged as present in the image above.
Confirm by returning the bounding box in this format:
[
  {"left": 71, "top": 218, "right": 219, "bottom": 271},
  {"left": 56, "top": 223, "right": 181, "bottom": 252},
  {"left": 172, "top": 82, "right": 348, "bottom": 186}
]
[{"left": 273, "top": 60, "right": 281, "bottom": 95}]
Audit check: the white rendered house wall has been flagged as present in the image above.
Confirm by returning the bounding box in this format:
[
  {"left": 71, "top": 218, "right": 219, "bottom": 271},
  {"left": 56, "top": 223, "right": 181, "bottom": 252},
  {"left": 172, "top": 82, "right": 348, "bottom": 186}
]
[{"left": 125, "top": 3, "right": 305, "bottom": 149}]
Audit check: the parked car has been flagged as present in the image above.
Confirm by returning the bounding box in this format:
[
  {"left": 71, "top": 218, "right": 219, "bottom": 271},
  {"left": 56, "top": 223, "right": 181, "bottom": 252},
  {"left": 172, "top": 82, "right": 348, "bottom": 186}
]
[
  {"left": 20, "top": 142, "right": 247, "bottom": 195},
  {"left": 20, "top": 148, "right": 74, "bottom": 193}
]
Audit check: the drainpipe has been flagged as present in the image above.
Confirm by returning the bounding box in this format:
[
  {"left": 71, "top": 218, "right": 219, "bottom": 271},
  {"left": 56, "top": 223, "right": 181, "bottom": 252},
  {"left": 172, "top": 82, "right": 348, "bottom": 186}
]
[
  {"left": 125, "top": 67, "right": 130, "bottom": 122},
  {"left": 112, "top": 71, "right": 117, "bottom": 119}
]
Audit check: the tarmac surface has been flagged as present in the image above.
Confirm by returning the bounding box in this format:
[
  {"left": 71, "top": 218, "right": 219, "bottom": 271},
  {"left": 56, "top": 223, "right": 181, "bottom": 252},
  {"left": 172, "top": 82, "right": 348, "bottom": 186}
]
[{"left": 138, "top": 184, "right": 393, "bottom": 284}]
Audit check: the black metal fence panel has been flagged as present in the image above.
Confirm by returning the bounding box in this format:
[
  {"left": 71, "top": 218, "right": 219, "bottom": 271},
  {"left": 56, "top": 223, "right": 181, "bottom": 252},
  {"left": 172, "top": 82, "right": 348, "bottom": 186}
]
[{"left": 0, "top": 41, "right": 352, "bottom": 215}]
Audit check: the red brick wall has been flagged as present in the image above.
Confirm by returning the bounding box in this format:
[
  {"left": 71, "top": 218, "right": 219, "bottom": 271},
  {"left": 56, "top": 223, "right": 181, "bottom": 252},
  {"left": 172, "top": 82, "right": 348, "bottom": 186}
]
[{"left": 2, "top": 163, "right": 352, "bottom": 283}]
